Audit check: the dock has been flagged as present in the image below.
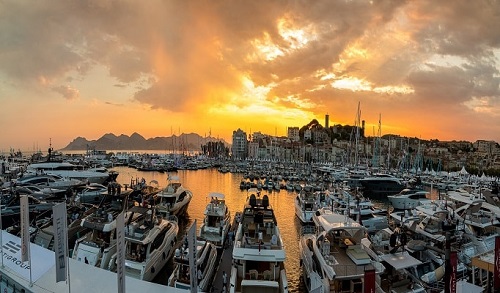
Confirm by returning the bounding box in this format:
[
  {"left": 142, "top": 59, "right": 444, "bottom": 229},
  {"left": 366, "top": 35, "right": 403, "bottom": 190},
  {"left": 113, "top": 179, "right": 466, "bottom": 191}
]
[
  {"left": 0, "top": 230, "right": 185, "bottom": 293},
  {"left": 210, "top": 212, "right": 240, "bottom": 293}
]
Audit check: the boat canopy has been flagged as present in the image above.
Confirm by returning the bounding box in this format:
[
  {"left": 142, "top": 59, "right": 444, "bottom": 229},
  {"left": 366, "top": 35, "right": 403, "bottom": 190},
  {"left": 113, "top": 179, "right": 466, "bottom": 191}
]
[
  {"left": 380, "top": 251, "right": 422, "bottom": 270},
  {"left": 316, "top": 213, "right": 364, "bottom": 234}
]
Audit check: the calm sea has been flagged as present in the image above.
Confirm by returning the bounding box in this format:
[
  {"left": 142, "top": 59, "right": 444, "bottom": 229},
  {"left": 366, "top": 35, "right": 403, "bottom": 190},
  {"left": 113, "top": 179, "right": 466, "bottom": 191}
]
[{"left": 110, "top": 166, "right": 305, "bottom": 292}]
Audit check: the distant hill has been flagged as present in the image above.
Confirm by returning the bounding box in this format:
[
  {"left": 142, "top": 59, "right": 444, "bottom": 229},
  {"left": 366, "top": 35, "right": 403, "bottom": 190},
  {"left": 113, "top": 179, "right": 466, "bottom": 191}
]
[{"left": 62, "top": 132, "right": 228, "bottom": 151}]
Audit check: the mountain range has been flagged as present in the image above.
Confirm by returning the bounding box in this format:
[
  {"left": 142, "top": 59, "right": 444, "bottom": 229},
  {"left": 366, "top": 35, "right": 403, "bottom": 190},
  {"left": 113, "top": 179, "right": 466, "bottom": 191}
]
[{"left": 62, "top": 132, "right": 227, "bottom": 151}]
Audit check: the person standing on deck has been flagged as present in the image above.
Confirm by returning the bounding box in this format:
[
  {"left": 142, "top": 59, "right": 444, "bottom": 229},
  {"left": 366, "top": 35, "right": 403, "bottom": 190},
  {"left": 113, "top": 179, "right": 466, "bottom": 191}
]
[
  {"left": 222, "top": 271, "right": 227, "bottom": 293},
  {"left": 197, "top": 267, "right": 203, "bottom": 286}
]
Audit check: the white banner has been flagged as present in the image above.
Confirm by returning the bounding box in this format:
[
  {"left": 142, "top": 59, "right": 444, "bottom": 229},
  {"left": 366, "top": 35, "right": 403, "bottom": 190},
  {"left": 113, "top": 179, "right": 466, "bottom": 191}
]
[
  {"left": 188, "top": 219, "right": 197, "bottom": 293},
  {"left": 20, "top": 195, "right": 30, "bottom": 262},
  {"left": 1, "top": 230, "right": 54, "bottom": 282},
  {"left": 116, "top": 212, "right": 126, "bottom": 293},
  {"left": 52, "top": 202, "right": 68, "bottom": 282}
]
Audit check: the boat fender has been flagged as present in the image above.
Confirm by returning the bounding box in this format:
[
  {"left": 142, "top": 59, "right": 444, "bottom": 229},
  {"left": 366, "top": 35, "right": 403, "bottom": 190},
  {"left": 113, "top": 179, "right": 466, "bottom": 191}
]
[
  {"left": 151, "top": 266, "right": 155, "bottom": 274},
  {"left": 162, "top": 252, "right": 166, "bottom": 260}
]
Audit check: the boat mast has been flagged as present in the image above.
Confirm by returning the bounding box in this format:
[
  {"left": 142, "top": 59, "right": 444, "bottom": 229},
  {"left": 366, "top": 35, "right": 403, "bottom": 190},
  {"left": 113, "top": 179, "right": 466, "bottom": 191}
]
[{"left": 353, "top": 102, "right": 361, "bottom": 169}]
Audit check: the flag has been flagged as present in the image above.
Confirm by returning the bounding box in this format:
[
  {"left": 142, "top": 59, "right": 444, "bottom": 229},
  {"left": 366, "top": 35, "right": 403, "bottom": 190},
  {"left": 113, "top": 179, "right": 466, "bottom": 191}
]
[
  {"left": 450, "top": 251, "right": 457, "bottom": 293},
  {"left": 52, "top": 202, "right": 68, "bottom": 282},
  {"left": 116, "top": 212, "right": 126, "bottom": 293},
  {"left": 364, "top": 269, "right": 375, "bottom": 293},
  {"left": 495, "top": 236, "right": 500, "bottom": 290},
  {"left": 20, "top": 195, "right": 30, "bottom": 262},
  {"left": 188, "top": 220, "right": 197, "bottom": 293}
]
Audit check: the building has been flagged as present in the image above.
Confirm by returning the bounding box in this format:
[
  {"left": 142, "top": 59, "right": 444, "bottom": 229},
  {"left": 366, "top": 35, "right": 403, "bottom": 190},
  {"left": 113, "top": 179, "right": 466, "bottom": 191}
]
[
  {"left": 287, "top": 127, "right": 300, "bottom": 142},
  {"left": 231, "top": 128, "right": 248, "bottom": 160}
]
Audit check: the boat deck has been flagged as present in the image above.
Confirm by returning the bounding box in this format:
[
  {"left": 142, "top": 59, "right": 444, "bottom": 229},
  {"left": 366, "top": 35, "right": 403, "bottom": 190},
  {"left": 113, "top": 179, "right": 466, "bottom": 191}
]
[{"left": 327, "top": 239, "right": 376, "bottom": 279}]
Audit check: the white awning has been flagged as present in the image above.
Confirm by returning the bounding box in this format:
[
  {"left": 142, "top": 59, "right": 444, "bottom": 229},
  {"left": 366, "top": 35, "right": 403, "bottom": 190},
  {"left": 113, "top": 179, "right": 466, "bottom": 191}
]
[{"left": 380, "top": 251, "right": 422, "bottom": 270}]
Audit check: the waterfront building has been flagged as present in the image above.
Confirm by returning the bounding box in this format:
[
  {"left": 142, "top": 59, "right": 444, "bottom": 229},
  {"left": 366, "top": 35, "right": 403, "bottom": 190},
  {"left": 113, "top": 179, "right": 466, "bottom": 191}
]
[{"left": 231, "top": 129, "right": 248, "bottom": 160}]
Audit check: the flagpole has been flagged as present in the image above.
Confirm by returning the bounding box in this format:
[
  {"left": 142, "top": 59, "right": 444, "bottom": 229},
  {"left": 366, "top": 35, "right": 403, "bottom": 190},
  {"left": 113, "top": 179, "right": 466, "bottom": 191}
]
[
  {"left": 64, "top": 203, "right": 71, "bottom": 293},
  {"left": 0, "top": 202, "right": 3, "bottom": 268},
  {"left": 29, "top": 255, "right": 33, "bottom": 287}
]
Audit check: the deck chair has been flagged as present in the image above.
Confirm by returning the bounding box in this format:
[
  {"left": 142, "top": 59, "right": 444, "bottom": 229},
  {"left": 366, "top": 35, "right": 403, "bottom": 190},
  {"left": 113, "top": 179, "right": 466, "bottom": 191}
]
[{"left": 249, "top": 269, "right": 258, "bottom": 280}]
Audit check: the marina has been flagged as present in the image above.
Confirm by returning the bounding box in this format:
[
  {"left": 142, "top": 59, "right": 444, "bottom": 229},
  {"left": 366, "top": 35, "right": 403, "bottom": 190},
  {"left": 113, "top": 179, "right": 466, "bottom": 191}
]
[{"left": 1, "top": 159, "right": 499, "bottom": 292}]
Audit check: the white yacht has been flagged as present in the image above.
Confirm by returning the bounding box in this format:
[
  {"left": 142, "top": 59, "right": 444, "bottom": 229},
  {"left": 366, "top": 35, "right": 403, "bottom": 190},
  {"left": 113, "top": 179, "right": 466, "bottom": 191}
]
[
  {"left": 199, "top": 192, "right": 231, "bottom": 248},
  {"left": 72, "top": 200, "right": 136, "bottom": 269},
  {"left": 109, "top": 206, "right": 179, "bottom": 281},
  {"left": 294, "top": 190, "right": 320, "bottom": 224},
  {"left": 300, "top": 208, "right": 384, "bottom": 293},
  {"left": 329, "top": 188, "right": 388, "bottom": 233},
  {"left": 26, "top": 162, "right": 113, "bottom": 184},
  {"left": 155, "top": 175, "right": 193, "bottom": 218},
  {"left": 231, "top": 190, "right": 288, "bottom": 293},
  {"left": 387, "top": 188, "right": 430, "bottom": 210},
  {"left": 167, "top": 239, "right": 218, "bottom": 291},
  {"left": 16, "top": 173, "right": 85, "bottom": 190}
]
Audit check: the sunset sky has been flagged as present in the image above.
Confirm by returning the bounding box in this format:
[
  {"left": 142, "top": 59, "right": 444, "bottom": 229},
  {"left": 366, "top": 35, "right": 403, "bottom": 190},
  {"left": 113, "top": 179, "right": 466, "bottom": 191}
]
[{"left": 1, "top": 0, "right": 500, "bottom": 152}]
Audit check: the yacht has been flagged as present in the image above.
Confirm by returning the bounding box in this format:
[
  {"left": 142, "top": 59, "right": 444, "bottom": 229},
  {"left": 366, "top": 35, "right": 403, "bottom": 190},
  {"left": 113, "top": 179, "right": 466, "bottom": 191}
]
[
  {"left": 26, "top": 162, "right": 114, "bottom": 184},
  {"left": 199, "top": 192, "right": 231, "bottom": 248},
  {"left": 329, "top": 188, "right": 388, "bottom": 234},
  {"left": 33, "top": 203, "right": 96, "bottom": 251},
  {"left": 109, "top": 205, "right": 179, "bottom": 281},
  {"left": 167, "top": 238, "right": 218, "bottom": 291},
  {"left": 230, "top": 189, "right": 288, "bottom": 293},
  {"left": 72, "top": 198, "right": 135, "bottom": 269},
  {"left": 358, "top": 173, "right": 406, "bottom": 198},
  {"left": 387, "top": 188, "right": 430, "bottom": 210},
  {"left": 300, "top": 208, "right": 384, "bottom": 293},
  {"left": 155, "top": 175, "right": 193, "bottom": 218},
  {"left": 294, "top": 190, "right": 320, "bottom": 224},
  {"left": 16, "top": 173, "right": 85, "bottom": 190},
  {"left": 74, "top": 183, "right": 109, "bottom": 204}
]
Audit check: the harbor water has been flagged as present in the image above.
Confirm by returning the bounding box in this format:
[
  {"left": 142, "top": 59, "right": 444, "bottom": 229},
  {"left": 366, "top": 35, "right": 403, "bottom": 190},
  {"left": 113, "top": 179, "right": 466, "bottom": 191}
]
[{"left": 111, "top": 166, "right": 305, "bottom": 292}]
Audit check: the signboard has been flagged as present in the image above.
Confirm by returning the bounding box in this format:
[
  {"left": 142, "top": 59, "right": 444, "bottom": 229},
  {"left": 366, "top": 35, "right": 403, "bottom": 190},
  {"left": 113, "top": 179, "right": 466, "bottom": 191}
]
[
  {"left": 52, "top": 202, "right": 68, "bottom": 282},
  {"left": 1, "top": 230, "right": 54, "bottom": 282}
]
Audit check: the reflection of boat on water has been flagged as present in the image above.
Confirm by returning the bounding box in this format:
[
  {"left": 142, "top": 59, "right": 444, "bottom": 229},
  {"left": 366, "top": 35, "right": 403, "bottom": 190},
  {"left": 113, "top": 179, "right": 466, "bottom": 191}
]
[
  {"left": 230, "top": 188, "right": 288, "bottom": 293},
  {"left": 155, "top": 175, "right": 193, "bottom": 218},
  {"left": 109, "top": 205, "right": 179, "bottom": 281},
  {"left": 199, "top": 192, "right": 231, "bottom": 248},
  {"left": 167, "top": 238, "right": 218, "bottom": 291}
]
